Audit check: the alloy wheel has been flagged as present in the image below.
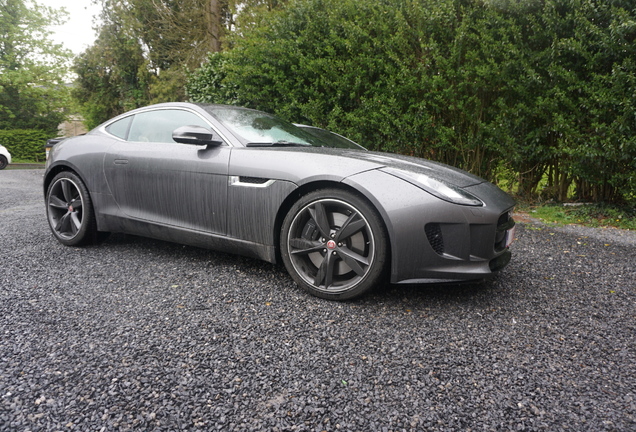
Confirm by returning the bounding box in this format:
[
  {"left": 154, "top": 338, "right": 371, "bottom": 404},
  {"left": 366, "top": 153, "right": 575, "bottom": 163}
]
[
  {"left": 47, "top": 176, "right": 85, "bottom": 241},
  {"left": 286, "top": 198, "right": 376, "bottom": 294}
]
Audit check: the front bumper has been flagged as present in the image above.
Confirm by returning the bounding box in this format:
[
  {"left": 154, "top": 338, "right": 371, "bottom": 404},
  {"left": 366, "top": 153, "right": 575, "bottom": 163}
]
[{"left": 344, "top": 170, "right": 516, "bottom": 284}]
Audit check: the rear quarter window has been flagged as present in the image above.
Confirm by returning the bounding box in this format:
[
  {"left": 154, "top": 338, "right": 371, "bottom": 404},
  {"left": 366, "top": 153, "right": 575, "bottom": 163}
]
[{"left": 105, "top": 116, "right": 133, "bottom": 139}]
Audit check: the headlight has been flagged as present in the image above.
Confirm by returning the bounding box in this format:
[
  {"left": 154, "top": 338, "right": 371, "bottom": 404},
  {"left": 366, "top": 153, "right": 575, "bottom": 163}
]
[{"left": 382, "top": 168, "right": 483, "bottom": 206}]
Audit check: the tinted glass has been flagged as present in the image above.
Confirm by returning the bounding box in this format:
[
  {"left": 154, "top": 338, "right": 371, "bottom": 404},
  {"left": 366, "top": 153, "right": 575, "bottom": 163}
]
[
  {"left": 128, "top": 109, "right": 211, "bottom": 143},
  {"left": 106, "top": 115, "right": 133, "bottom": 139}
]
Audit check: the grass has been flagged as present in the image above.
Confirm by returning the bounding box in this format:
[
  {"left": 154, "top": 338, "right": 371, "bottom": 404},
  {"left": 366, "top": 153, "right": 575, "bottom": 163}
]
[
  {"left": 517, "top": 201, "right": 636, "bottom": 231},
  {"left": 11, "top": 157, "right": 46, "bottom": 164},
  {"left": 7, "top": 159, "right": 46, "bottom": 169}
]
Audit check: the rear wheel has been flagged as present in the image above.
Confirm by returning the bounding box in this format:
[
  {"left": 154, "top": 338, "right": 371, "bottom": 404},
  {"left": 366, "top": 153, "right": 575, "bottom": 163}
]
[
  {"left": 0, "top": 155, "right": 7, "bottom": 170},
  {"left": 46, "top": 171, "right": 105, "bottom": 246},
  {"left": 281, "top": 189, "right": 387, "bottom": 300}
]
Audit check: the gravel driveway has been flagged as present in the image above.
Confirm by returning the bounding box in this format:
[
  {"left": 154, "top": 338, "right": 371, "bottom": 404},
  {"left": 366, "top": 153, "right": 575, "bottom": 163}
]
[{"left": 1, "top": 169, "right": 635, "bottom": 431}]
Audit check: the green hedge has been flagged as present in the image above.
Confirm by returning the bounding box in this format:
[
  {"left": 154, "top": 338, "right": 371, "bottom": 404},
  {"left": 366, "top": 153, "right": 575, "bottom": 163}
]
[
  {"left": 187, "top": 0, "right": 636, "bottom": 205},
  {"left": 0, "top": 129, "right": 51, "bottom": 162}
]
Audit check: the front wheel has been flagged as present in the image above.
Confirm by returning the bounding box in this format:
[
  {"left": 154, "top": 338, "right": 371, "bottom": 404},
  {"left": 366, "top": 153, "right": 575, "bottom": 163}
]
[
  {"left": 281, "top": 189, "right": 388, "bottom": 300},
  {"left": 0, "top": 155, "right": 7, "bottom": 170},
  {"left": 46, "top": 171, "right": 103, "bottom": 246}
]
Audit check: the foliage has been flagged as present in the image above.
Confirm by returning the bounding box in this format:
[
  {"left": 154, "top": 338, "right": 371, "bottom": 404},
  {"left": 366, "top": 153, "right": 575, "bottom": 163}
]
[
  {"left": 72, "top": 18, "right": 152, "bottom": 130},
  {"left": 114, "top": 0, "right": 225, "bottom": 70},
  {"left": 188, "top": 0, "right": 636, "bottom": 205},
  {"left": 0, "top": 129, "right": 50, "bottom": 162},
  {"left": 498, "top": 0, "right": 636, "bottom": 203},
  {"left": 0, "top": 0, "right": 72, "bottom": 133},
  {"left": 189, "top": 0, "right": 528, "bottom": 179},
  {"left": 72, "top": 0, "right": 290, "bottom": 126}
]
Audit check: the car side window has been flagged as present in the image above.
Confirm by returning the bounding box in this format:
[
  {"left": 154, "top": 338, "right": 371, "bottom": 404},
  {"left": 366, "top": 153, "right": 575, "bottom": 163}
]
[
  {"left": 106, "top": 115, "right": 133, "bottom": 139},
  {"left": 127, "top": 109, "right": 212, "bottom": 143}
]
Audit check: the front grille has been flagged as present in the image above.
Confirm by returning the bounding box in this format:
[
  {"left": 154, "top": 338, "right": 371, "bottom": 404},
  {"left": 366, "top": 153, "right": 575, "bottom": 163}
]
[
  {"left": 494, "top": 211, "right": 515, "bottom": 251},
  {"left": 425, "top": 223, "right": 444, "bottom": 255}
]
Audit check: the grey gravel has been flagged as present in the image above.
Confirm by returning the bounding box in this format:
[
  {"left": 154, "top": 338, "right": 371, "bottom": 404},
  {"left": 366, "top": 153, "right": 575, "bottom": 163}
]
[{"left": 1, "top": 169, "right": 635, "bottom": 431}]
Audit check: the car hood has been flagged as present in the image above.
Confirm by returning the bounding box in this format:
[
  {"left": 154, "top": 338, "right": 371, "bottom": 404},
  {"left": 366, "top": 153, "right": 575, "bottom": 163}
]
[
  {"left": 342, "top": 150, "right": 485, "bottom": 188},
  {"left": 230, "top": 146, "right": 487, "bottom": 189}
]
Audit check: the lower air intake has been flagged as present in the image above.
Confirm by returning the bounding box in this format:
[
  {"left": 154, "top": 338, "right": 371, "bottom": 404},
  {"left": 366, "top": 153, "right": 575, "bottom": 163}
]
[{"left": 425, "top": 223, "right": 444, "bottom": 255}]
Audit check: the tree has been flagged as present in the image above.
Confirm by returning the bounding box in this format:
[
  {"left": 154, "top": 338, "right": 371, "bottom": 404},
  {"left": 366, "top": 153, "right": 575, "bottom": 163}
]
[
  {"left": 73, "top": 19, "right": 152, "bottom": 130},
  {"left": 121, "top": 0, "right": 289, "bottom": 97},
  {"left": 0, "top": 0, "right": 72, "bottom": 132},
  {"left": 74, "top": 0, "right": 291, "bottom": 125}
]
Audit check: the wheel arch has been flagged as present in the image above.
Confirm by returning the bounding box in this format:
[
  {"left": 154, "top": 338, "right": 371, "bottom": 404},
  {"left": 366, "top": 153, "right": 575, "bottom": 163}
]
[
  {"left": 43, "top": 163, "right": 83, "bottom": 196},
  {"left": 45, "top": 162, "right": 115, "bottom": 239},
  {"left": 273, "top": 180, "right": 392, "bottom": 267}
]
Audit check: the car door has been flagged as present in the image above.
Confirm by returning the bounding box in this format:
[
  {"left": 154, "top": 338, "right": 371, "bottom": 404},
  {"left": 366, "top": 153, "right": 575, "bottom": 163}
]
[{"left": 103, "top": 107, "right": 230, "bottom": 235}]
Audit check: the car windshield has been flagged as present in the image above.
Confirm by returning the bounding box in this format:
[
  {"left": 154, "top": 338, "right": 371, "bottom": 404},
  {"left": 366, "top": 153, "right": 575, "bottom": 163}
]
[
  {"left": 202, "top": 106, "right": 361, "bottom": 149},
  {"left": 296, "top": 125, "right": 366, "bottom": 150}
]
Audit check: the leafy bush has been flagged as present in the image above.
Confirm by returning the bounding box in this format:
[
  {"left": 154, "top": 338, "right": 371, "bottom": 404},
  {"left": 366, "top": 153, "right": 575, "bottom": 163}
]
[
  {"left": 0, "top": 129, "right": 51, "bottom": 162},
  {"left": 188, "top": 0, "right": 636, "bottom": 205}
]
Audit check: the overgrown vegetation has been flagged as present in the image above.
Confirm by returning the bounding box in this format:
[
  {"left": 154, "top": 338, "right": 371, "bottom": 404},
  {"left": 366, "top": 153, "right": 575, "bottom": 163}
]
[{"left": 188, "top": 0, "right": 636, "bottom": 206}]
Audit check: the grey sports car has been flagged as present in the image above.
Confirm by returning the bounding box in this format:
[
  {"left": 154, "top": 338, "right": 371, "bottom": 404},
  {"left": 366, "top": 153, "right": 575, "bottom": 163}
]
[{"left": 44, "top": 102, "right": 516, "bottom": 300}]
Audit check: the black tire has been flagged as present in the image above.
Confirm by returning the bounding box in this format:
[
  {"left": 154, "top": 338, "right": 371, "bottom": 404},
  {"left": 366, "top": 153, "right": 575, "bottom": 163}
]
[
  {"left": 280, "top": 188, "right": 388, "bottom": 300},
  {"left": 0, "top": 155, "right": 7, "bottom": 170},
  {"left": 46, "top": 171, "right": 105, "bottom": 246}
]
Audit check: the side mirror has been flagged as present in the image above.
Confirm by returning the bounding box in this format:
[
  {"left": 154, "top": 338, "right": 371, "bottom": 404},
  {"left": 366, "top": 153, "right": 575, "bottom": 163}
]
[{"left": 172, "top": 125, "right": 224, "bottom": 146}]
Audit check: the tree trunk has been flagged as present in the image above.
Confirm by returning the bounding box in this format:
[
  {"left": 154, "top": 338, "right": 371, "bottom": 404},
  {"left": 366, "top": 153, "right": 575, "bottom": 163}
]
[{"left": 207, "top": 0, "right": 222, "bottom": 52}]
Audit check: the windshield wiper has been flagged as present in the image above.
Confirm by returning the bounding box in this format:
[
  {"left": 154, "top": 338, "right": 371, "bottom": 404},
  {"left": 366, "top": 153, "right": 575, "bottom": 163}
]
[{"left": 246, "top": 141, "right": 310, "bottom": 147}]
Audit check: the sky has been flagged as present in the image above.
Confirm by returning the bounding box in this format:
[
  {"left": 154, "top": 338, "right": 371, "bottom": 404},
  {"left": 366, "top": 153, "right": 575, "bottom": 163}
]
[{"left": 38, "top": 0, "right": 102, "bottom": 55}]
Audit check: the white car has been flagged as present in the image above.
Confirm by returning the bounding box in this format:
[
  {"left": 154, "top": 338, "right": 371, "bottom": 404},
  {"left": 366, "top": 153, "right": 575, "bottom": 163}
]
[{"left": 0, "top": 145, "right": 11, "bottom": 170}]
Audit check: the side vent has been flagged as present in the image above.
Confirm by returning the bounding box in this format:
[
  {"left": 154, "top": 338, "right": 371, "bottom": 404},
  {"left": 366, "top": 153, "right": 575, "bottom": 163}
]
[
  {"left": 425, "top": 223, "right": 445, "bottom": 255},
  {"left": 239, "top": 176, "right": 270, "bottom": 185},
  {"left": 229, "top": 176, "right": 275, "bottom": 188}
]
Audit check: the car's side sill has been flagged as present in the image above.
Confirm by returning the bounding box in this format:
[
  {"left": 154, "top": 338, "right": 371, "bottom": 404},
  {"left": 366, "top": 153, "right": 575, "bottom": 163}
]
[{"left": 100, "top": 214, "right": 277, "bottom": 264}]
